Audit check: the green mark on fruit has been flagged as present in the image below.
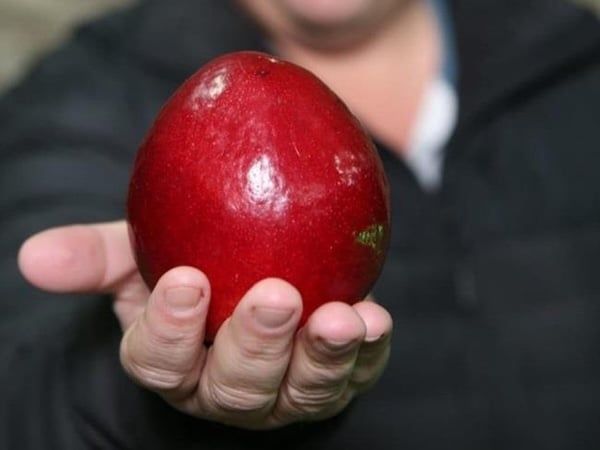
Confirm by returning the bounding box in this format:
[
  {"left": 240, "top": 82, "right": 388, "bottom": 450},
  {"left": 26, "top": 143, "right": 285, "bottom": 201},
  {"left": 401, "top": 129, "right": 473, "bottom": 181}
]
[{"left": 355, "top": 223, "right": 386, "bottom": 254}]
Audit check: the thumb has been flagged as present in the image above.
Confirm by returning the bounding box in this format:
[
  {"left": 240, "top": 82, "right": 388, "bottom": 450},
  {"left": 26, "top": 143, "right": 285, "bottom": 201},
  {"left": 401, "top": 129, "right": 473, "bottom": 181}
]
[{"left": 120, "top": 266, "right": 210, "bottom": 402}]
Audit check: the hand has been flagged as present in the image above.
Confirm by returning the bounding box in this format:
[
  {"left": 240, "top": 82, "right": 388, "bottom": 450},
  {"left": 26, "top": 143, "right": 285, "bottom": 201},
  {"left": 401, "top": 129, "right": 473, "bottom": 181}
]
[{"left": 18, "top": 221, "right": 392, "bottom": 429}]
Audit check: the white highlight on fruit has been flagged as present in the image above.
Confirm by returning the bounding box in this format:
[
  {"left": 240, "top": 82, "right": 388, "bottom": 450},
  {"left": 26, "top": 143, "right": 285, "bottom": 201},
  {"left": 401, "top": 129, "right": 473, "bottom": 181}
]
[
  {"left": 205, "top": 72, "right": 227, "bottom": 99},
  {"left": 334, "top": 152, "right": 361, "bottom": 186},
  {"left": 190, "top": 68, "right": 228, "bottom": 109},
  {"left": 246, "top": 154, "right": 289, "bottom": 213}
]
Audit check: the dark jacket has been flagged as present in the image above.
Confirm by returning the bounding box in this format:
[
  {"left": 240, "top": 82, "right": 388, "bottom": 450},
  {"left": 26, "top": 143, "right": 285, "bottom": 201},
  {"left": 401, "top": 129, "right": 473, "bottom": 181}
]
[{"left": 1, "top": 1, "right": 599, "bottom": 449}]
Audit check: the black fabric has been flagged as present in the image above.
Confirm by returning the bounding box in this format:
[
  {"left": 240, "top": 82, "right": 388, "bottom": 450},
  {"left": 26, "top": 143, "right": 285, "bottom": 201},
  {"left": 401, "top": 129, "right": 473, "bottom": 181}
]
[{"left": 1, "top": 0, "right": 599, "bottom": 448}]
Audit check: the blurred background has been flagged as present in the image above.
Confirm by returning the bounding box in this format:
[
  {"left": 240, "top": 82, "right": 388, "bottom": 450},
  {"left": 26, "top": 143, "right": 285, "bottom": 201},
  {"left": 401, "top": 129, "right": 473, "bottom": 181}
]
[
  {"left": 0, "top": 0, "right": 135, "bottom": 92},
  {"left": 0, "top": 0, "right": 598, "bottom": 94}
]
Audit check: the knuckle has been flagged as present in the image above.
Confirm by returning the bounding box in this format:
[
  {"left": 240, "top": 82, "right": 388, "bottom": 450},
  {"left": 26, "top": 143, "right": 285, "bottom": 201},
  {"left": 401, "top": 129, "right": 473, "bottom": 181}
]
[
  {"left": 281, "top": 375, "right": 348, "bottom": 415},
  {"left": 237, "top": 337, "right": 289, "bottom": 364},
  {"left": 277, "top": 383, "right": 355, "bottom": 424},
  {"left": 120, "top": 339, "right": 187, "bottom": 391},
  {"left": 128, "top": 360, "right": 187, "bottom": 391},
  {"left": 304, "top": 356, "right": 355, "bottom": 387},
  {"left": 204, "top": 380, "right": 274, "bottom": 415}
]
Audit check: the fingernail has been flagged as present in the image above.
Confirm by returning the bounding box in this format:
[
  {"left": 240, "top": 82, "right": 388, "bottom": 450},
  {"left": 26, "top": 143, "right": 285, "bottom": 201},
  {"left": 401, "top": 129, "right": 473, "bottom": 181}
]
[
  {"left": 253, "top": 306, "right": 294, "bottom": 329},
  {"left": 164, "top": 286, "right": 202, "bottom": 313}
]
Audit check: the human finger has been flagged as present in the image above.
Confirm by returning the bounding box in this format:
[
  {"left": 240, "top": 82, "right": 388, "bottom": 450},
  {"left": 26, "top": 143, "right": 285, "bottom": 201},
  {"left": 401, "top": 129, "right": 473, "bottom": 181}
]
[
  {"left": 196, "top": 278, "right": 302, "bottom": 427},
  {"left": 120, "top": 267, "right": 210, "bottom": 403},
  {"left": 350, "top": 300, "right": 393, "bottom": 392},
  {"left": 272, "top": 301, "right": 366, "bottom": 425},
  {"left": 18, "top": 221, "right": 135, "bottom": 293}
]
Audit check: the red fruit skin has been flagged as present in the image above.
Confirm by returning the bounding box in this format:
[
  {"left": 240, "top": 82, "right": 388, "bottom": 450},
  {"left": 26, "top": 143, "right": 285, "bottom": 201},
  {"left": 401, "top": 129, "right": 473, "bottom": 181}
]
[{"left": 127, "top": 51, "right": 390, "bottom": 341}]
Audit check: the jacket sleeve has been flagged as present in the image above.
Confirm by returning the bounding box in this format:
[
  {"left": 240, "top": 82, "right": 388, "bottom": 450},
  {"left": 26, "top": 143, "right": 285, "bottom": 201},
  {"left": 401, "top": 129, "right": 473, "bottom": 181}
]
[{"left": 0, "top": 11, "right": 165, "bottom": 449}]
